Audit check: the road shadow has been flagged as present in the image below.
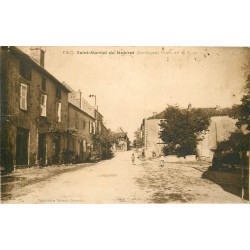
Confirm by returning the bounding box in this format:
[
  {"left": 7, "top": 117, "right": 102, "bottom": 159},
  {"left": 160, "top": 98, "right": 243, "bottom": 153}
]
[{"left": 202, "top": 167, "right": 249, "bottom": 201}]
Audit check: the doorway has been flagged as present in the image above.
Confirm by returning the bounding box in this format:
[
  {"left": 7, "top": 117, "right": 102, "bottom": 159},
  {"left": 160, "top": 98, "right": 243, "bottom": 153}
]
[
  {"left": 16, "top": 127, "right": 29, "bottom": 166},
  {"left": 38, "top": 133, "right": 46, "bottom": 166},
  {"left": 53, "top": 135, "right": 61, "bottom": 163}
]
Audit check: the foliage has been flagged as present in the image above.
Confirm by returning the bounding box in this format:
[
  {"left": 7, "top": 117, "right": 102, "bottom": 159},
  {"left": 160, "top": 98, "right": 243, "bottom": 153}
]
[
  {"left": 216, "top": 131, "right": 249, "bottom": 152},
  {"left": 230, "top": 60, "right": 250, "bottom": 130},
  {"left": 212, "top": 60, "right": 250, "bottom": 169},
  {"left": 133, "top": 127, "right": 143, "bottom": 148},
  {"left": 62, "top": 148, "right": 76, "bottom": 164},
  {"left": 159, "top": 105, "right": 210, "bottom": 157}
]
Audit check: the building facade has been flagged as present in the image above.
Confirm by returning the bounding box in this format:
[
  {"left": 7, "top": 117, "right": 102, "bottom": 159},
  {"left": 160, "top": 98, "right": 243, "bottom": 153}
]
[
  {"left": 68, "top": 89, "right": 110, "bottom": 160},
  {"left": 67, "top": 103, "right": 96, "bottom": 163},
  {"left": 112, "top": 127, "right": 129, "bottom": 151},
  {"left": 1, "top": 46, "right": 70, "bottom": 171},
  {"left": 141, "top": 119, "right": 164, "bottom": 157}
]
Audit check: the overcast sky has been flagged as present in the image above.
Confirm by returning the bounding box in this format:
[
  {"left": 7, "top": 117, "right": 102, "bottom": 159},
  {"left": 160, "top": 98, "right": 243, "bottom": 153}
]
[{"left": 20, "top": 46, "right": 250, "bottom": 140}]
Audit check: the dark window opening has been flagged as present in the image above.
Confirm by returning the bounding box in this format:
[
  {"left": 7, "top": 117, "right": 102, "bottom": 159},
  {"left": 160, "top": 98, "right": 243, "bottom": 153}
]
[
  {"left": 82, "top": 119, "right": 86, "bottom": 129},
  {"left": 75, "top": 113, "right": 79, "bottom": 129},
  {"left": 42, "top": 77, "right": 46, "bottom": 91},
  {"left": 20, "top": 61, "right": 32, "bottom": 81},
  {"left": 56, "top": 86, "right": 61, "bottom": 99}
]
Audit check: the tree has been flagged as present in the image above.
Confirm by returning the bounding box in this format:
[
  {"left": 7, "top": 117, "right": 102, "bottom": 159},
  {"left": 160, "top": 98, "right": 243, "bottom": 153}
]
[
  {"left": 159, "top": 105, "right": 210, "bottom": 157},
  {"left": 133, "top": 127, "right": 142, "bottom": 148},
  {"left": 231, "top": 61, "right": 250, "bottom": 130}
]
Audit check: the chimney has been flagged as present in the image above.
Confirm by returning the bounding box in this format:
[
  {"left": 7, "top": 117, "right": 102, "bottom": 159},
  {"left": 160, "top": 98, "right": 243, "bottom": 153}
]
[{"left": 30, "top": 47, "right": 45, "bottom": 67}]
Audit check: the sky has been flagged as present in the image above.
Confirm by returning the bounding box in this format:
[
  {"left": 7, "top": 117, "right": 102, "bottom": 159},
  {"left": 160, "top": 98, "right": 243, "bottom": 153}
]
[{"left": 20, "top": 46, "right": 250, "bottom": 140}]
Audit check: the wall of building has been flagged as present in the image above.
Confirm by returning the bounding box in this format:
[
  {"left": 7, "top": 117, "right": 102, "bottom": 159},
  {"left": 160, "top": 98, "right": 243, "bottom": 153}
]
[
  {"left": 197, "top": 116, "right": 238, "bottom": 161},
  {"left": 1, "top": 47, "right": 69, "bottom": 170},
  {"left": 68, "top": 103, "right": 95, "bottom": 162},
  {"left": 144, "top": 119, "right": 163, "bottom": 157}
]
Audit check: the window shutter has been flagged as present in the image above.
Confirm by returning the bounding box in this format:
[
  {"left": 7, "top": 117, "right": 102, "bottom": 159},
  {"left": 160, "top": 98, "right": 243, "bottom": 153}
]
[
  {"left": 93, "top": 121, "right": 95, "bottom": 134},
  {"left": 98, "top": 121, "right": 101, "bottom": 133},
  {"left": 41, "top": 94, "right": 47, "bottom": 116},
  {"left": 56, "top": 102, "right": 61, "bottom": 122},
  {"left": 89, "top": 121, "right": 92, "bottom": 133},
  {"left": 20, "top": 84, "right": 27, "bottom": 110}
]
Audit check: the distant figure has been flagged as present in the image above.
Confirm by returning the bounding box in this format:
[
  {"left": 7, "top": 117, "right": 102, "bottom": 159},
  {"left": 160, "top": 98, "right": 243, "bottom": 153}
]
[
  {"left": 142, "top": 149, "right": 145, "bottom": 158},
  {"left": 160, "top": 155, "right": 165, "bottom": 167},
  {"left": 131, "top": 154, "right": 135, "bottom": 164}
]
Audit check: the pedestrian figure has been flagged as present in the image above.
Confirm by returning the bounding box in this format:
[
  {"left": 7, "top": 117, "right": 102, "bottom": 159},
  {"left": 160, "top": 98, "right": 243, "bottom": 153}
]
[
  {"left": 142, "top": 149, "right": 145, "bottom": 158},
  {"left": 131, "top": 154, "right": 135, "bottom": 164},
  {"left": 160, "top": 155, "right": 164, "bottom": 167}
]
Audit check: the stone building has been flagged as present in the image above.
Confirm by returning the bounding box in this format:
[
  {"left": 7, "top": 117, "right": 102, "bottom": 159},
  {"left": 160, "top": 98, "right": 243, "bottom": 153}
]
[
  {"left": 1, "top": 46, "right": 70, "bottom": 171},
  {"left": 112, "top": 127, "right": 129, "bottom": 151},
  {"left": 67, "top": 102, "right": 96, "bottom": 163},
  {"left": 68, "top": 89, "right": 111, "bottom": 160},
  {"left": 141, "top": 118, "right": 164, "bottom": 157},
  {"left": 140, "top": 107, "right": 238, "bottom": 161}
]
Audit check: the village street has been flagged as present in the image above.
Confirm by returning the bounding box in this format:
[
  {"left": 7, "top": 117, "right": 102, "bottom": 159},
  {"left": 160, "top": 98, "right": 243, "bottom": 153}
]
[{"left": 1, "top": 151, "right": 245, "bottom": 204}]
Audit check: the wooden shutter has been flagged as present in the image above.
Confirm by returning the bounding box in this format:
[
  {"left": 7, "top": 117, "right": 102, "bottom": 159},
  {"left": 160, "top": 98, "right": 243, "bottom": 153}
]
[
  {"left": 20, "top": 84, "right": 28, "bottom": 110},
  {"left": 40, "top": 94, "right": 47, "bottom": 116},
  {"left": 93, "top": 121, "right": 96, "bottom": 134},
  {"left": 89, "top": 121, "right": 92, "bottom": 134},
  {"left": 56, "top": 102, "right": 61, "bottom": 122}
]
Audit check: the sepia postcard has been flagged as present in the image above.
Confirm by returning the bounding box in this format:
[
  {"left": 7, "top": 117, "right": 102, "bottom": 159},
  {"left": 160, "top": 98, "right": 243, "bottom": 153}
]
[{"left": 0, "top": 46, "right": 249, "bottom": 204}]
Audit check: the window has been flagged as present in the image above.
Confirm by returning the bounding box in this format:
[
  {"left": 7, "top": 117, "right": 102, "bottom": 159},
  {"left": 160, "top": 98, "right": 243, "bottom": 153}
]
[
  {"left": 98, "top": 121, "right": 101, "bottom": 134},
  {"left": 93, "top": 121, "right": 96, "bottom": 134},
  {"left": 89, "top": 121, "right": 92, "bottom": 134},
  {"left": 42, "top": 77, "right": 46, "bottom": 91},
  {"left": 20, "top": 61, "right": 31, "bottom": 80},
  {"left": 20, "top": 84, "right": 28, "bottom": 110},
  {"left": 82, "top": 119, "right": 86, "bottom": 129},
  {"left": 40, "top": 94, "right": 47, "bottom": 116},
  {"left": 89, "top": 121, "right": 95, "bottom": 134},
  {"left": 75, "top": 112, "right": 79, "bottom": 129},
  {"left": 56, "top": 86, "right": 61, "bottom": 99},
  {"left": 56, "top": 102, "right": 61, "bottom": 122}
]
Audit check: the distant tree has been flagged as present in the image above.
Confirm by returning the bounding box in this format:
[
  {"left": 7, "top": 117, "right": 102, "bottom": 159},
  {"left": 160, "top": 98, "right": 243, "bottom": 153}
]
[
  {"left": 159, "top": 105, "right": 210, "bottom": 157},
  {"left": 134, "top": 127, "right": 143, "bottom": 148}
]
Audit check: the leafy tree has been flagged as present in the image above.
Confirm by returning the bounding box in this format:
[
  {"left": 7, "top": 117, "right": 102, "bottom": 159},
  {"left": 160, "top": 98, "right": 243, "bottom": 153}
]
[
  {"left": 133, "top": 127, "right": 143, "bottom": 148},
  {"left": 231, "top": 61, "right": 250, "bottom": 130},
  {"left": 159, "top": 105, "right": 210, "bottom": 157}
]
